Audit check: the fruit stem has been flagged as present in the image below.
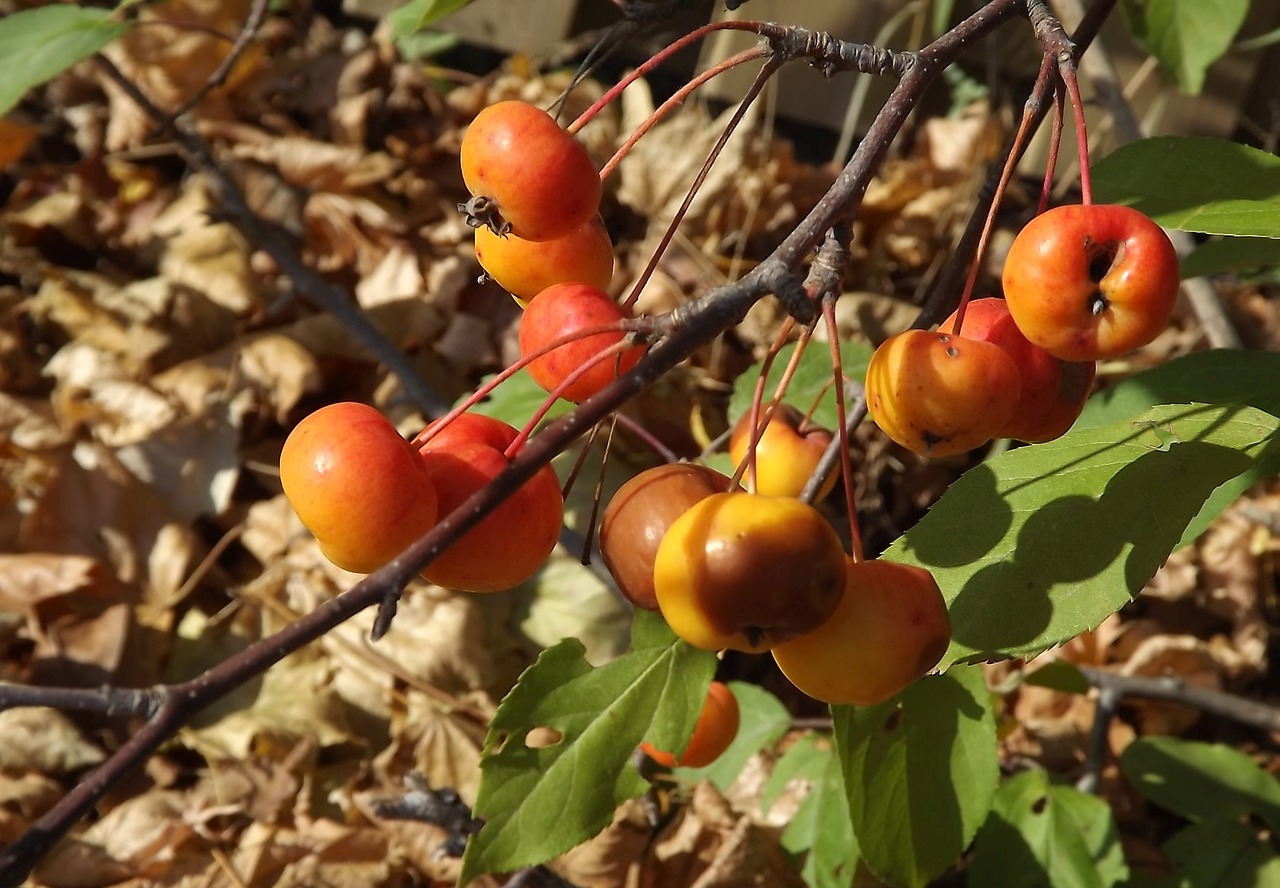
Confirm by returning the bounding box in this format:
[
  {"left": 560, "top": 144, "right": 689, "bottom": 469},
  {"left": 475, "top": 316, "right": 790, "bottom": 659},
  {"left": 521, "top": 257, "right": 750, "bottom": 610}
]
[
  {"left": 506, "top": 336, "right": 648, "bottom": 458},
  {"left": 599, "top": 45, "right": 771, "bottom": 183},
  {"left": 1037, "top": 82, "right": 1065, "bottom": 216},
  {"left": 621, "top": 53, "right": 781, "bottom": 313},
  {"left": 1060, "top": 63, "right": 1093, "bottom": 205},
  {"left": 729, "top": 317, "right": 805, "bottom": 494},
  {"left": 567, "top": 20, "right": 765, "bottom": 136},
  {"left": 822, "top": 298, "right": 864, "bottom": 563},
  {"left": 413, "top": 319, "right": 653, "bottom": 452},
  {"left": 949, "top": 53, "right": 1057, "bottom": 337},
  {"left": 1025, "top": 0, "right": 1092, "bottom": 205},
  {"left": 613, "top": 412, "right": 680, "bottom": 464}
]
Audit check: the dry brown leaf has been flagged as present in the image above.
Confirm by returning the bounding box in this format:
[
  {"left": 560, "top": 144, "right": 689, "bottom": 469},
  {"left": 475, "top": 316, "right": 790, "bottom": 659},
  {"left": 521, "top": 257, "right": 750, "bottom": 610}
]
[
  {"left": 1198, "top": 504, "right": 1269, "bottom": 674},
  {"left": 185, "top": 647, "right": 354, "bottom": 761},
  {"left": 333, "top": 585, "right": 529, "bottom": 706},
  {"left": 375, "top": 709, "right": 487, "bottom": 803},
  {"left": 19, "top": 443, "right": 189, "bottom": 594},
  {"left": 230, "top": 137, "right": 399, "bottom": 193},
  {"left": 0, "top": 119, "right": 39, "bottom": 170},
  {"left": 0, "top": 707, "right": 104, "bottom": 773},
  {"left": 0, "top": 772, "right": 63, "bottom": 844},
  {"left": 550, "top": 799, "right": 653, "bottom": 888},
  {"left": 113, "top": 403, "right": 242, "bottom": 522},
  {"left": 99, "top": 0, "right": 260, "bottom": 150},
  {"left": 640, "top": 781, "right": 804, "bottom": 888}
]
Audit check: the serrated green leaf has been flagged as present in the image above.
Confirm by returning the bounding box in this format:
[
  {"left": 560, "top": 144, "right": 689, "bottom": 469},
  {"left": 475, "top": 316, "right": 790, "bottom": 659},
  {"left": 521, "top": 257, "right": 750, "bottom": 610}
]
[
  {"left": 675, "top": 681, "right": 790, "bottom": 791},
  {"left": 463, "top": 369, "right": 572, "bottom": 426},
  {"left": 1159, "top": 818, "right": 1280, "bottom": 888},
  {"left": 461, "top": 612, "right": 716, "bottom": 882},
  {"left": 885, "top": 403, "right": 1278, "bottom": 668},
  {"left": 0, "top": 6, "right": 131, "bottom": 117},
  {"left": 729, "top": 339, "right": 875, "bottom": 432},
  {"left": 969, "top": 769, "right": 1128, "bottom": 888},
  {"left": 764, "top": 735, "right": 858, "bottom": 888},
  {"left": 833, "top": 665, "right": 998, "bottom": 888},
  {"left": 1077, "top": 351, "right": 1280, "bottom": 548},
  {"left": 1121, "top": 0, "right": 1249, "bottom": 94},
  {"left": 1120, "top": 736, "right": 1280, "bottom": 831},
  {"left": 1093, "top": 137, "right": 1280, "bottom": 237},
  {"left": 387, "top": 0, "right": 473, "bottom": 40}
]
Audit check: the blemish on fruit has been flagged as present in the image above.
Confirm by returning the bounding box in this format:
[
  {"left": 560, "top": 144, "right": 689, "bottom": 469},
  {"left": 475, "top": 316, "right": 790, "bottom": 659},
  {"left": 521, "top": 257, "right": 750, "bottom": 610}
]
[
  {"left": 1087, "top": 247, "right": 1116, "bottom": 284},
  {"left": 1031, "top": 796, "right": 1049, "bottom": 815}
]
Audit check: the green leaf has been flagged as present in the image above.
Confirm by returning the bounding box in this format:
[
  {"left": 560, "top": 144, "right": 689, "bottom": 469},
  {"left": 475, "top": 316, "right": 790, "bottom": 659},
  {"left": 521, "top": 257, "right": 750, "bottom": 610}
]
[
  {"left": 1022, "top": 661, "right": 1090, "bottom": 695},
  {"left": 833, "top": 665, "right": 998, "bottom": 888},
  {"left": 1159, "top": 818, "right": 1280, "bottom": 888},
  {"left": 0, "top": 6, "right": 131, "bottom": 117},
  {"left": 1120, "top": 0, "right": 1249, "bottom": 94},
  {"left": 763, "top": 734, "right": 859, "bottom": 888},
  {"left": 884, "top": 402, "right": 1278, "bottom": 668},
  {"left": 1078, "top": 352, "right": 1280, "bottom": 430},
  {"left": 1093, "top": 137, "right": 1280, "bottom": 237},
  {"left": 463, "top": 369, "right": 572, "bottom": 426},
  {"left": 1077, "top": 350, "right": 1280, "bottom": 548},
  {"left": 386, "top": 0, "right": 473, "bottom": 40},
  {"left": 1120, "top": 736, "right": 1280, "bottom": 831},
  {"left": 969, "top": 769, "right": 1129, "bottom": 888},
  {"left": 675, "top": 681, "right": 790, "bottom": 791},
  {"left": 730, "top": 339, "right": 874, "bottom": 432},
  {"left": 1180, "top": 236, "right": 1280, "bottom": 279},
  {"left": 460, "top": 612, "right": 717, "bottom": 883}
]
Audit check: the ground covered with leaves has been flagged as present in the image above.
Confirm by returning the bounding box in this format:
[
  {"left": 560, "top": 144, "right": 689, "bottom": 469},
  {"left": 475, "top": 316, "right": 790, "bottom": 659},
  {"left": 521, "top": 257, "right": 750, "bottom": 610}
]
[{"left": 1, "top": 2, "right": 1278, "bottom": 886}]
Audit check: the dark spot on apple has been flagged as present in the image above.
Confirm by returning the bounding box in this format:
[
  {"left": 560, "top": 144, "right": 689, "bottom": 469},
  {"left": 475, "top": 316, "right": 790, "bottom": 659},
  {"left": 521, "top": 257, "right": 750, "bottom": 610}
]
[
  {"left": 946, "top": 346, "right": 960, "bottom": 358},
  {"left": 1087, "top": 244, "right": 1118, "bottom": 284}
]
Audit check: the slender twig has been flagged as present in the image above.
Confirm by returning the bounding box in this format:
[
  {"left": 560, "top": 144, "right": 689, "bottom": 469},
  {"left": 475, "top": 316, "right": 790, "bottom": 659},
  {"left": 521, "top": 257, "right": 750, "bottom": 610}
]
[
  {"left": 0, "top": 684, "right": 164, "bottom": 719},
  {"left": 93, "top": 56, "right": 453, "bottom": 419},
  {"left": 153, "top": 0, "right": 270, "bottom": 131},
  {"left": 1076, "top": 666, "right": 1280, "bottom": 794}
]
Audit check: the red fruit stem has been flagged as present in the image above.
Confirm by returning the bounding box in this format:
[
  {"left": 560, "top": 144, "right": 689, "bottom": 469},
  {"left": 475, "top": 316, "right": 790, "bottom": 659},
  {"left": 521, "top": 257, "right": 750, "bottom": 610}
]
[
  {"left": 599, "top": 45, "right": 771, "bottom": 182},
  {"left": 557, "top": 416, "right": 606, "bottom": 501},
  {"left": 506, "top": 336, "right": 647, "bottom": 457},
  {"left": 622, "top": 55, "right": 781, "bottom": 312},
  {"left": 613, "top": 412, "right": 680, "bottom": 464},
  {"left": 822, "top": 298, "right": 863, "bottom": 563},
  {"left": 414, "top": 318, "right": 654, "bottom": 452},
  {"left": 1060, "top": 63, "right": 1093, "bottom": 204},
  {"left": 948, "top": 54, "right": 1057, "bottom": 337},
  {"left": 574, "top": 419, "right": 615, "bottom": 564},
  {"left": 732, "top": 318, "right": 794, "bottom": 493},
  {"left": 567, "top": 20, "right": 764, "bottom": 136},
  {"left": 1038, "top": 83, "right": 1066, "bottom": 216}
]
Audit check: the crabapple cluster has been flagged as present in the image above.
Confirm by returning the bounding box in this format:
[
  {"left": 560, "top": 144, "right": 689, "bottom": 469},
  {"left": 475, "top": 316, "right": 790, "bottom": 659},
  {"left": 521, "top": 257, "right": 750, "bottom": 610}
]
[
  {"left": 866, "top": 204, "right": 1177, "bottom": 458},
  {"left": 460, "top": 100, "right": 643, "bottom": 404},
  {"left": 600, "top": 408, "right": 952, "bottom": 714},
  {"left": 282, "top": 99, "right": 956, "bottom": 777}
]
